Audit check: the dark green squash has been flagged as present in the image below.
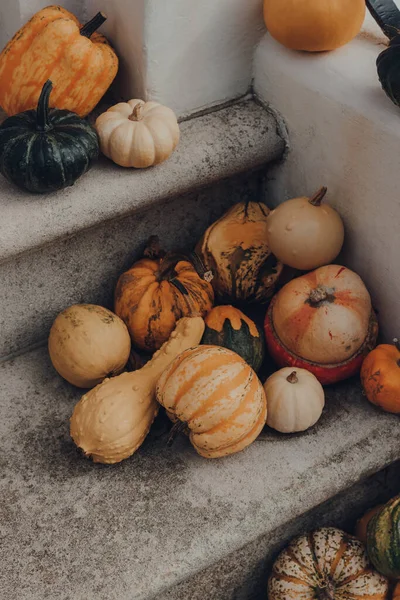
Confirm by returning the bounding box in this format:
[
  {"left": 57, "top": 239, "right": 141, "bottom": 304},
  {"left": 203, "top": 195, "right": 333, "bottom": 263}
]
[
  {"left": 202, "top": 305, "right": 265, "bottom": 372},
  {"left": 367, "top": 495, "right": 400, "bottom": 578},
  {"left": 0, "top": 80, "right": 98, "bottom": 193},
  {"left": 366, "top": 0, "right": 400, "bottom": 107}
]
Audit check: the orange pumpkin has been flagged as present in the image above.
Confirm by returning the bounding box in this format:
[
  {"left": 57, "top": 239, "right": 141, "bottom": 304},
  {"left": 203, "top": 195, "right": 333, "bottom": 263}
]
[
  {"left": 156, "top": 345, "right": 267, "bottom": 458},
  {"left": 355, "top": 505, "right": 384, "bottom": 545},
  {"left": 114, "top": 238, "right": 214, "bottom": 352},
  {"left": 394, "top": 582, "right": 400, "bottom": 599},
  {"left": 361, "top": 340, "right": 400, "bottom": 414},
  {"left": 0, "top": 6, "right": 118, "bottom": 117}
]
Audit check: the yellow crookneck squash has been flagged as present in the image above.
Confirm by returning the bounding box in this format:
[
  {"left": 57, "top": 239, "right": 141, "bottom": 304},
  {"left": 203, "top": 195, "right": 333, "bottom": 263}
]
[
  {"left": 70, "top": 316, "right": 205, "bottom": 464},
  {"left": 0, "top": 5, "right": 118, "bottom": 117}
]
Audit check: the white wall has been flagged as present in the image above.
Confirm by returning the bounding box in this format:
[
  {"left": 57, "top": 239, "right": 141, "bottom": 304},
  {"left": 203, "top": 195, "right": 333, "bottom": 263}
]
[
  {"left": 254, "top": 31, "right": 400, "bottom": 341},
  {"left": 87, "top": 0, "right": 265, "bottom": 116},
  {"left": 0, "top": 0, "right": 85, "bottom": 51}
]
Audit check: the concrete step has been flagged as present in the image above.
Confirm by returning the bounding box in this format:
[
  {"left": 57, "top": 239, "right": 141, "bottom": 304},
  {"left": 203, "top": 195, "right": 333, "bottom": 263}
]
[
  {"left": 0, "top": 98, "right": 287, "bottom": 359},
  {"left": 1, "top": 346, "right": 398, "bottom": 600}
]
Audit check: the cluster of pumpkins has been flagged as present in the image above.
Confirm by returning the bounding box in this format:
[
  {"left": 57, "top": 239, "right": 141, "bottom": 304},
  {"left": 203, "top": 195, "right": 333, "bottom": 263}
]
[
  {"left": 264, "top": 0, "right": 400, "bottom": 109},
  {"left": 268, "top": 494, "right": 400, "bottom": 599},
  {"left": 0, "top": 5, "right": 180, "bottom": 194},
  {"left": 47, "top": 186, "right": 400, "bottom": 464}
]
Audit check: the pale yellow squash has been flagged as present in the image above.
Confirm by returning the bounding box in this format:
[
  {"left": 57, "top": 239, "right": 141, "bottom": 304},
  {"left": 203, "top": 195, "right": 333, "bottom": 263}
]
[
  {"left": 70, "top": 317, "right": 205, "bottom": 464},
  {"left": 48, "top": 304, "right": 131, "bottom": 388}
]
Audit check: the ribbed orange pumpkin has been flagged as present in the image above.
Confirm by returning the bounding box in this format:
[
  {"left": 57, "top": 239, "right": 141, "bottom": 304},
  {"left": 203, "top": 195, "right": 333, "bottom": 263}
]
[
  {"left": 156, "top": 346, "right": 267, "bottom": 458},
  {"left": 0, "top": 6, "right": 118, "bottom": 117},
  {"left": 361, "top": 340, "right": 400, "bottom": 414},
  {"left": 114, "top": 240, "right": 214, "bottom": 352}
]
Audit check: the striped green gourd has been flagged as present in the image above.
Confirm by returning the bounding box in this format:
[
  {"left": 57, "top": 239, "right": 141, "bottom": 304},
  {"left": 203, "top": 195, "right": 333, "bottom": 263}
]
[{"left": 367, "top": 495, "right": 400, "bottom": 578}]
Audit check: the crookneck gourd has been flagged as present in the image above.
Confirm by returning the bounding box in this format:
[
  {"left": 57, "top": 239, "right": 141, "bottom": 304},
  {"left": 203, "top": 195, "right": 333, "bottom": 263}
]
[
  {"left": 366, "top": 0, "right": 400, "bottom": 106},
  {"left": 268, "top": 527, "right": 389, "bottom": 600},
  {"left": 70, "top": 316, "right": 205, "bottom": 464},
  {"left": 156, "top": 345, "right": 267, "bottom": 459},
  {"left": 114, "top": 237, "right": 214, "bottom": 352},
  {"left": 0, "top": 5, "right": 118, "bottom": 117},
  {"left": 202, "top": 305, "right": 265, "bottom": 372},
  {"left": 48, "top": 304, "right": 131, "bottom": 389},
  {"left": 0, "top": 80, "right": 99, "bottom": 193},
  {"left": 195, "top": 201, "right": 283, "bottom": 304}
]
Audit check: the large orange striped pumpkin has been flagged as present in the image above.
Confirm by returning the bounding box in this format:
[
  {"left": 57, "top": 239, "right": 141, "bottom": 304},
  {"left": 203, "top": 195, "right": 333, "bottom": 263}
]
[
  {"left": 0, "top": 5, "right": 118, "bottom": 117},
  {"left": 156, "top": 345, "right": 267, "bottom": 458},
  {"left": 268, "top": 527, "right": 389, "bottom": 600},
  {"left": 114, "top": 244, "right": 214, "bottom": 352}
]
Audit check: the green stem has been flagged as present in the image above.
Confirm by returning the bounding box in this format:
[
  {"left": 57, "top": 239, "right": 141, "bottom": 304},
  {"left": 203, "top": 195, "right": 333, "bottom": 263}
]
[
  {"left": 365, "top": 0, "right": 400, "bottom": 40},
  {"left": 36, "top": 80, "right": 53, "bottom": 132},
  {"left": 80, "top": 12, "right": 107, "bottom": 38}
]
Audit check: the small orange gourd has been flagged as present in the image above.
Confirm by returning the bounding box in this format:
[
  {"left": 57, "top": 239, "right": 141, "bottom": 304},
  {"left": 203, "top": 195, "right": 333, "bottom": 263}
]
[
  {"left": 361, "top": 339, "right": 400, "bottom": 413},
  {"left": 0, "top": 6, "right": 118, "bottom": 117},
  {"left": 263, "top": 0, "right": 366, "bottom": 52}
]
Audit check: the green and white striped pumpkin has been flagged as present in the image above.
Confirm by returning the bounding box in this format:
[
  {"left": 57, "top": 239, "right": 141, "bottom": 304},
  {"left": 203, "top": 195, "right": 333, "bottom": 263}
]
[
  {"left": 268, "top": 527, "right": 389, "bottom": 600},
  {"left": 367, "top": 495, "right": 400, "bottom": 579}
]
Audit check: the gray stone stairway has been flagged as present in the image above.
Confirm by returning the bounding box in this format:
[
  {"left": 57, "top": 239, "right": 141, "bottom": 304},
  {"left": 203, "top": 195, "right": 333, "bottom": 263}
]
[{"left": 1, "top": 98, "right": 398, "bottom": 599}]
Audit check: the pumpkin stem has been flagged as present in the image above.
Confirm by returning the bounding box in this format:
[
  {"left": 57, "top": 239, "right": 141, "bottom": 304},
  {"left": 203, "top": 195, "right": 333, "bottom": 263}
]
[
  {"left": 309, "top": 187, "right": 328, "bottom": 207},
  {"left": 308, "top": 286, "right": 330, "bottom": 305},
  {"left": 394, "top": 338, "right": 400, "bottom": 352},
  {"left": 365, "top": 0, "right": 400, "bottom": 41},
  {"left": 167, "top": 420, "right": 188, "bottom": 447},
  {"left": 80, "top": 12, "right": 107, "bottom": 38},
  {"left": 36, "top": 80, "right": 53, "bottom": 132},
  {"left": 316, "top": 584, "right": 335, "bottom": 600},
  {"left": 287, "top": 371, "right": 298, "bottom": 384},
  {"left": 129, "top": 102, "right": 145, "bottom": 121}
]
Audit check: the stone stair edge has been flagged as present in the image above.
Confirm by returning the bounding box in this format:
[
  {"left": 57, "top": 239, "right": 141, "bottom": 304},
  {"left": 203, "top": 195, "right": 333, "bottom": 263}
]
[{"left": 0, "top": 98, "right": 287, "bottom": 265}]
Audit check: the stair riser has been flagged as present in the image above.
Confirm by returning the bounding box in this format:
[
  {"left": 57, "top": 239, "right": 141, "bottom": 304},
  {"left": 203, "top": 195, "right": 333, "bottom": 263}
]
[
  {"left": 1, "top": 174, "right": 260, "bottom": 360},
  {"left": 158, "top": 461, "right": 400, "bottom": 600}
]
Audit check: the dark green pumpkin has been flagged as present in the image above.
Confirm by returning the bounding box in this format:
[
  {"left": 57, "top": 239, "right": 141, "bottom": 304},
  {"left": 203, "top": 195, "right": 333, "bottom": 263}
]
[
  {"left": 0, "top": 80, "right": 98, "bottom": 193},
  {"left": 202, "top": 305, "right": 265, "bottom": 372},
  {"left": 367, "top": 495, "right": 400, "bottom": 578},
  {"left": 366, "top": 0, "right": 400, "bottom": 107},
  {"left": 377, "top": 36, "right": 400, "bottom": 107}
]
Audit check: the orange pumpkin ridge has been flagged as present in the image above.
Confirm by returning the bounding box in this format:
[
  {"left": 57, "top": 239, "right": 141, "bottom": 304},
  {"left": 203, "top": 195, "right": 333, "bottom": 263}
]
[{"left": 0, "top": 6, "right": 118, "bottom": 117}]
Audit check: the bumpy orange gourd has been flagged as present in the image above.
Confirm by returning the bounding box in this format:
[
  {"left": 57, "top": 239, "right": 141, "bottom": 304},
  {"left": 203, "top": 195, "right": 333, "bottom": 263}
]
[
  {"left": 156, "top": 345, "right": 267, "bottom": 459},
  {"left": 361, "top": 340, "right": 400, "bottom": 414},
  {"left": 263, "top": 0, "right": 366, "bottom": 52},
  {"left": 0, "top": 5, "right": 118, "bottom": 117},
  {"left": 355, "top": 505, "right": 384, "bottom": 545},
  {"left": 115, "top": 238, "right": 214, "bottom": 352}
]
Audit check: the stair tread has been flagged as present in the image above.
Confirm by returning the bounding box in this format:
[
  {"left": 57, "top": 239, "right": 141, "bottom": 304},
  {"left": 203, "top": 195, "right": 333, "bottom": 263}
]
[
  {"left": 1, "top": 346, "right": 398, "bottom": 600},
  {"left": 0, "top": 99, "right": 285, "bottom": 264}
]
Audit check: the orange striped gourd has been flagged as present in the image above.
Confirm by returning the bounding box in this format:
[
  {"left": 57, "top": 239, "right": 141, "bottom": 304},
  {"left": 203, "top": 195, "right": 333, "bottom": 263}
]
[
  {"left": 156, "top": 345, "right": 267, "bottom": 459},
  {"left": 0, "top": 5, "right": 118, "bottom": 117}
]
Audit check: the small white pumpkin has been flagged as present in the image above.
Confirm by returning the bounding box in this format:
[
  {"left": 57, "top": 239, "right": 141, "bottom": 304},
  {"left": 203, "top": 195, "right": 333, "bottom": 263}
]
[
  {"left": 95, "top": 99, "right": 180, "bottom": 168},
  {"left": 264, "top": 367, "right": 324, "bottom": 433},
  {"left": 48, "top": 304, "right": 131, "bottom": 388}
]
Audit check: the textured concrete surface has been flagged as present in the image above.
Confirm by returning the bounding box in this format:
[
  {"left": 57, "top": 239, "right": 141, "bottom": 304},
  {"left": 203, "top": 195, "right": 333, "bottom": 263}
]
[
  {"left": 254, "top": 34, "right": 400, "bottom": 343},
  {"left": 0, "top": 175, "right": 260, "bottom": 359},
  {"left": 1, "top": 346, "right": 399, "bottom": 600},
  {"left": 0, "top": 100, "right": 286, "bottom": 264},
  {"left": 160, "top": 462, "right": 400, "bottom": 600}
]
